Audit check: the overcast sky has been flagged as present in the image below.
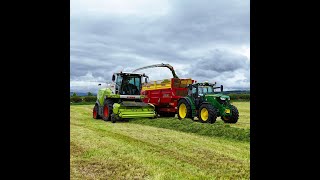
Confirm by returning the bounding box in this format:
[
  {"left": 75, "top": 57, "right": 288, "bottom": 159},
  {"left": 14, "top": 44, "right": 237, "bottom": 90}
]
[{"left": 70, "top": 0, "right": 250, "bottom": 93}]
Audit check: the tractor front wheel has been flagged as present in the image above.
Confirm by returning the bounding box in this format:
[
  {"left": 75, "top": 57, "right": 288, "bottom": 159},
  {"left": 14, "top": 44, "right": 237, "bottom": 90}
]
[
  {"left": 93, "top": 104, "right": 101, "bottom": 119},
  {"left": 221, "top": 105, "right": 239, "bottom": 123},
  {"left": 198, "top": 104, "right": 217, "bottom": 124},
  {"left": 177, "top": 99, "right": 192, "bottom": 120},
  {"left": 102, "top": 99, "right": 114, "bottom": 121}
]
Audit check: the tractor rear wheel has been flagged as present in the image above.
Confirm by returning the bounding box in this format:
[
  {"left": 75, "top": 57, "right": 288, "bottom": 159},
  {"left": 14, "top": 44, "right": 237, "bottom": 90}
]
[
  {"left": 177, "top": 99, "right": 192, "bottom": 120},
  {"left": 221, "top": 105, "right": 239, "bottom": 123},
  {"left": 92, "top": 104, "right": 101, "bottom": 119},
  {"left": 102, "top": 99, "right": 114, "bottom": 121},
  {"left": 199, "top": 104, "right": 217, "bottom": 124}
]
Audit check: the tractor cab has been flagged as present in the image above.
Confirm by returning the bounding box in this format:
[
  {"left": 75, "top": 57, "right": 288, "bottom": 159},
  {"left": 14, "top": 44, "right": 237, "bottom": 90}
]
[
  {"left": 188, "top": 81, "right": 223, "bottom": 97},
  {"left": 188, "top": 82, "right": 220, "bottom": 107}
]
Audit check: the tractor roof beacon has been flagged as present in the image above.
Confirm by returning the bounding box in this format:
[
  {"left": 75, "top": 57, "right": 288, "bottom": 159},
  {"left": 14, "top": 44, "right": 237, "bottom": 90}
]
[
  {"left": 92, "top": 72, "right": 156, "bottom": 123},
  {"left": 177, "top": 81, "right": 239, "bottom": 124}
]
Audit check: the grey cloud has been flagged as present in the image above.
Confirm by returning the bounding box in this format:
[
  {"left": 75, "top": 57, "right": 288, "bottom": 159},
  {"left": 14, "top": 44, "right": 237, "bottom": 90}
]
[
  {"left": 194, "top": 49, "right": 249, "bottom": 73},
  {"left": 70, "top": 0, "right": 250, "bottom": 92}
]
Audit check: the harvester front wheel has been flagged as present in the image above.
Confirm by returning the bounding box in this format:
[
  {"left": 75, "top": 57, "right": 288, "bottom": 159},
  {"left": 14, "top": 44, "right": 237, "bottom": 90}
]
[
  {"left": 102, "top": 99, "right": 114, "bottom": 121},
  {"left": 111, "top": 114, "right": 116, "bottom": 123},
  {"left": 177, "top": 99, "right": 191, "bottom": 120},
  {"left": 199, "top": 104, "right": 217, "bottom": 124},
  {"left": 93, "top": 104, "right": 101, "bottom": 119},
  {"left": 221, "top": 105, "right": 239, "bottom": 123}
]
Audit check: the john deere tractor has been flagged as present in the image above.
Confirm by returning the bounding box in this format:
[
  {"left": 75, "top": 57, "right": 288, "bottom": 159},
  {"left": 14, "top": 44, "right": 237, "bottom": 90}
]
[
  {"left": 177, "top": 82, "right": 239, "bottom": 124},
  {"left": 92, "top": 72, "right": 156, "bottom": 123}
]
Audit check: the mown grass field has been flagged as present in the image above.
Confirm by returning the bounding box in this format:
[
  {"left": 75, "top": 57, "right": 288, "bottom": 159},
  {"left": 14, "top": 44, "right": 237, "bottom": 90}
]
[{"left": 70, "top": 101, "right": 250, "bottom": 179}]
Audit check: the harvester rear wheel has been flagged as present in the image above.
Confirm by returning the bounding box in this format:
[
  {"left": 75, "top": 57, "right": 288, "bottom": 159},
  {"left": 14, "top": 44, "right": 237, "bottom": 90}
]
[
  {"left": 92, "top": 104, "right": 101, "bottom": 119},
  {"left": 199, "top": 104, "right": 217, "bottom": 124},
  {"left": 221, "top": 105, "right": 239, "bottom": 123},
  {"left": 102, "top": 99, "right": 114, "bottom": 121},
  {"left": 177, "top": 99, "right": 191, "bottom": 120}
]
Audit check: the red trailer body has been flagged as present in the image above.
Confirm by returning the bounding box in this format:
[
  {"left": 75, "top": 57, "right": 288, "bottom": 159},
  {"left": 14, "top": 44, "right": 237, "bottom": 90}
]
[{"left": 141, "top": 78, "right": 193, "bottom": 116}]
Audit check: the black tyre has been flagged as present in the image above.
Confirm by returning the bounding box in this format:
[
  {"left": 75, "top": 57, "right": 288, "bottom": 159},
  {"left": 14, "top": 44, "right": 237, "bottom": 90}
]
[
  {"left": 111, "top": 114, "right": 117, "bottom": 123},
  {"left": 92, "top": 104, "right": 101, "bottom": 119},
  {"left": 102, "top": 99, "right": 114, "bottom": 121},
  {"left": 198, "top": 104, "right": 218, "bottom": 124},
  {"left": 177, "top": 99, "right": 192, "bottom": 120},
  {"left": 221, "top": 105, "right": 239, "bottom": 124},
  {"left": 159, "top": 112, "right": 176, "bottom": 117}
]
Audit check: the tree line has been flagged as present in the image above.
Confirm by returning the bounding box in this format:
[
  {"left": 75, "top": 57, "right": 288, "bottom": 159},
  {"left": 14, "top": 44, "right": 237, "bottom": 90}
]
[{"left": 70, "top": 92, "right": 250, "bottom": 103}]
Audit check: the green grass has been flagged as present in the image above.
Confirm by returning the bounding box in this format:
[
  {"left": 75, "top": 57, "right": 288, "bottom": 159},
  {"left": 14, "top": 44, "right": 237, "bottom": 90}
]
[
  {"left": 70, "top": 102, "right": 250, "bottom": 179},
  {"left": 129, "top": 119, "right": 249, "bottom": 142},
  {"left": 70, "top": 102, "right": 95, "bottom": 105},
  {"left": 129, "top": 101, "right": 250, "bottom": 141}
]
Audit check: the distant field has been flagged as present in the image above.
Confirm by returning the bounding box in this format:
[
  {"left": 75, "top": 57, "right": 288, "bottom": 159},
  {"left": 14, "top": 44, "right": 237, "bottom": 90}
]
[{"left": 70, "top": 102, "right": 250, "bottom": 179}]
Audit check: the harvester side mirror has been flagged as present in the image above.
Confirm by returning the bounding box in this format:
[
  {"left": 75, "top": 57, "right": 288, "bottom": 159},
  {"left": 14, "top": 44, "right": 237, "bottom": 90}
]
[
  {"left": 145, "top": 77, "right": 148, "bottom": 83},
  {"left": 220, "top": 85, "right": 223, "bottom": 92},
  {"left": 112, "top": 74, "right": 115, "bottom": 82}
]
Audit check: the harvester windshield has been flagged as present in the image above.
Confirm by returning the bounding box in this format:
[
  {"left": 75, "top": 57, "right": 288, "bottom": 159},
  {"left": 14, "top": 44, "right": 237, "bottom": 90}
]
[{"left": 120, "top": 75, "right": 141, "bottom": 95}]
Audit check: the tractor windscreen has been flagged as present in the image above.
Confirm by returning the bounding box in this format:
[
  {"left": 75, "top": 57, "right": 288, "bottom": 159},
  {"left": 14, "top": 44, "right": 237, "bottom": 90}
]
[
  {"left": 120, "top": 75, "right": 141, "bottom": 95},
  {"left": 198, "top": 86, "right": 214, "bottom": 95}
]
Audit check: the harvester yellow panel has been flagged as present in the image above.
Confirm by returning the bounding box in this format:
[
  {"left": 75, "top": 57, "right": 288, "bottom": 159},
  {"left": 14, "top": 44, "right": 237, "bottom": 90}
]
[
  {"left": 142, "top": 78, "right": 192, "bottom": 90},
  {"left": 142, "top": 79, "right": 171, "bottom": 90}
]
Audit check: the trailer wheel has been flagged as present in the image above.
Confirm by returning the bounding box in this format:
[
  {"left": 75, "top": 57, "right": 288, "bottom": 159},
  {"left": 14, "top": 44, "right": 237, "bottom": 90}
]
[
  {"left": 199, "top": 104, "right": 217, "bottom": 124},
  {"left": 221, "top": 105, "right": 239, "bottom": 123},
  {"left": 102, "top": 99, "right": 114, "bottom": 121},
  {"left": 92, "top": 104, "right": 101, "bottom": 119},
  {"left": 177, "top": 99, "right": 192, "bottom": 120},
  {"left": 159, "top": 112, "right": 176, "bottom": 117}
]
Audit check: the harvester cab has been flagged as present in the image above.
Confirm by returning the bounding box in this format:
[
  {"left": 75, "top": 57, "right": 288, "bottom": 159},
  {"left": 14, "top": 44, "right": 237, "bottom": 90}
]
[
  {"left": 112, "top": 72, "right": 146, "bottom": 95},
  {"left": 178, "top": 81, "right": 239, "bottom": 124},
  {"left": 92, "top": 72, "right": 156, "bottom": 123}
]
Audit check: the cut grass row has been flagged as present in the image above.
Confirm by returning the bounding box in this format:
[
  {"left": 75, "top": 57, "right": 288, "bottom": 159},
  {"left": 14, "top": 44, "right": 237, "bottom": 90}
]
[
  {"left": 129, "top": 118, "right": 249, "bottom": 142},
  {"left": 70, "top": 104, "right": 250, "bottom": 179}
]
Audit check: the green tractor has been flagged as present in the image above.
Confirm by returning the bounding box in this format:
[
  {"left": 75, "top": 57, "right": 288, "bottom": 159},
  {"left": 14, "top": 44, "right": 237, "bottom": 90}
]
[
  {"left": 92, "top": 72, "right": 156, "bottom": 123},
  {"left": 177, "top": 81, "right": 239, "bottom": 124}
]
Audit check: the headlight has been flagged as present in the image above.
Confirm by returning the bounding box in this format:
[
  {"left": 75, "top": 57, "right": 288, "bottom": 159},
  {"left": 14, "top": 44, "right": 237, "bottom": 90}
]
[{"left": 220, "top": 97, "right": 226, "bottom": 100}]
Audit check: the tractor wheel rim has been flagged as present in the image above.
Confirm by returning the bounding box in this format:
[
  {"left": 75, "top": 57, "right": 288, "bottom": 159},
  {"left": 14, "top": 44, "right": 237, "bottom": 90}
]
[
  {"left": 179, "top": 103, "right": 187, "bottom": 118},
  {"left": 93, "top": 108, "right": 97, "bottom": 118},
  {"left": 103, "top": 106, "right": 109, "bottom": 117},
  {"left": 201, "top": 108, "right": 209, "bottom": 121}
]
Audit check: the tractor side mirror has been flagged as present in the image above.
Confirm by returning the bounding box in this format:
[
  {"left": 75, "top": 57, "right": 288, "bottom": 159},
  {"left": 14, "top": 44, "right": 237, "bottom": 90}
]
[
  {"left": 112, "top": 74, "right": 115, "bottom": 82},
  {"left": 220, "top": 85, "right": 223, "bottom": 92},
  {"left": 98, "top": 84, "right": 101, "bottom": 86},
  {"left": 188, "top": 85, "right": 192, "bottom": 90}
]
